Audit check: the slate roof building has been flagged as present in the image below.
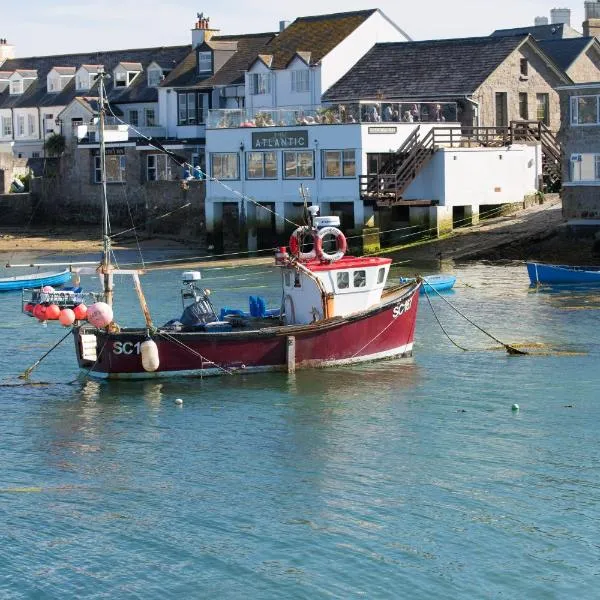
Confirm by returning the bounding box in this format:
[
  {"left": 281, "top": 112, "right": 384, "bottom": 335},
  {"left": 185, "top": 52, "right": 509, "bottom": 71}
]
[{"left": 323, "top": 35, "right": 572, "bottom": 130}]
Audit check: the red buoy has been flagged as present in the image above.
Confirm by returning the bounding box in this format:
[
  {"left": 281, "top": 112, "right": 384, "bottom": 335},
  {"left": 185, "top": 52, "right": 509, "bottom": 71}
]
[
  {"left": 33, "top": 304, "right": 47, "bottom": 321},
  {"left": 45, "top": 304, "right": 61, "bottom": 320},
  {"left": 59, "top": 308, "right": 76, "bottom": 327},
  {"left": 24, "top": 303, "right": 34, "bottom": 313},
  {"left": 73, "top": 303, "right": 87, "bottom": 320}
]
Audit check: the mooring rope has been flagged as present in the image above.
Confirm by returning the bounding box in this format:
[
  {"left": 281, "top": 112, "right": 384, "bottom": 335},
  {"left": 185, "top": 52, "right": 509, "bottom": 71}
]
[
  {"left": 19, "top": 329, "right": 73, "bottom": 379},
  {"left": 422, "top": 287, "right": 469, "bottom": 352}
]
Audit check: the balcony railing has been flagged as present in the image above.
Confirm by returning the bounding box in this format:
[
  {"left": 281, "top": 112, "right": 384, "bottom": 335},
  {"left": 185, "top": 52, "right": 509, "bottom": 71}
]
[
  {"left": 207, "top": 101, "right": 458, "bottom": 130},
  {"left": 585, "top": 1, "right": 600, "bottom": 19}
]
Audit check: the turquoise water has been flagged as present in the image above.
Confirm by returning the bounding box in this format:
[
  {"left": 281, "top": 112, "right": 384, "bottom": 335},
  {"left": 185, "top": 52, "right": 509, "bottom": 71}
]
[{"left": 1, "top": 257, "right": 599, "bottom": 599}]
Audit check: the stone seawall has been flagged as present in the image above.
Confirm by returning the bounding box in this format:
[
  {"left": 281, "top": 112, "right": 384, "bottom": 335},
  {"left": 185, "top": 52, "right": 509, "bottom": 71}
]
[{"left": 0, "top": 193, "right": 33, "bottom": 226}]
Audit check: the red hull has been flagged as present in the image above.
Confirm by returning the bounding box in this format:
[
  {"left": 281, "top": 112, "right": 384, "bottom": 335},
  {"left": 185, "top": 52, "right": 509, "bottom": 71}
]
[{"left": 73, "top": 283, "right": 420, "bottom": 379}]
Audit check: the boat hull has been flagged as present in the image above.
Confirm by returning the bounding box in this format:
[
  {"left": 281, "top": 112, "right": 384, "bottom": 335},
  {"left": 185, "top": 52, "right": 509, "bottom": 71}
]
[
  {"left": 73, "top": 283, "right": 420, "bottom": 379},
  {"left": 527, "top": 262, "right": 600, "bottom": 285},
  {"left": 0, "top": 270, "right": 71, "bottom": 292},
  {"left": 400, "top": 275, "right": 456, "bottom": 294}
]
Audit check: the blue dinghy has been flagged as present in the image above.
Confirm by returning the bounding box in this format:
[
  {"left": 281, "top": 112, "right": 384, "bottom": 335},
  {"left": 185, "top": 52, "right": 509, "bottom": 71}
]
[
  {"left": 0, "top": 269, "right": 71, "bottom": 292},
  {"left": 527, "top": 262, "right": 600, "bottom": 286},
  {"left": 401, "top": 274, "right": 456, "bottom": 294}
]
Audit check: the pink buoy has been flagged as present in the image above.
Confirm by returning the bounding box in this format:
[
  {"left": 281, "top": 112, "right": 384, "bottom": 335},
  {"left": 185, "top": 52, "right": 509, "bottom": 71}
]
[
  {"left": 45, "top": 304, "right": 61, "bottom": 320},
  {"left": 41, "top": 285, "right": 55, "bottom": 293},
  {"left": 87, "top": 302, "right": 113, "bottom": 328},
  {"left": 59, "top": 308, "right": 76, "bottom": 326},
  {"left": 73, "top": 303, "right": 87, "bottom": 320}
]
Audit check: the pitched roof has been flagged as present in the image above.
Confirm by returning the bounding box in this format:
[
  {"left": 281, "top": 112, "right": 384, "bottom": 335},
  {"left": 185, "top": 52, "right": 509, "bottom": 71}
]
[
  {"left": 537, "top": 37, "right": 598, "bottom": 70},
  {"left": 255, "top": 9, "right": 377, "bottom": 70},
  {"left": 0, "top": 44, "right": 190, "bottom": 109},
  {"left": 162, "top": 32, "right": 275, "bottom": 88},
  {"left": 52, "top": 66, "right": 76, "bottom": 75},
  {"left": 492, "top": 23, "right": 582, "bottom": 40},
  {"left": 323, "top": 35, "right": 530, "bottom": 101}
]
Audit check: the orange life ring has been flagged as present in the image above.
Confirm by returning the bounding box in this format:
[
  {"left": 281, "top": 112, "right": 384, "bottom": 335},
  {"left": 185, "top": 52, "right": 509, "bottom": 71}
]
[
  {"left": 314, "top": 227, "right": 347, "bottom": 263},
  {"left": 289, "top": 226, "right": 317, "bottom": 261}
]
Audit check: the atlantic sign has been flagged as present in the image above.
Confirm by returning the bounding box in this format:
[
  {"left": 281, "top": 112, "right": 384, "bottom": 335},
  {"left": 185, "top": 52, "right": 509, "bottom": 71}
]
[{"left": 252, "top": 130, "right": 309, "bottom": 150}]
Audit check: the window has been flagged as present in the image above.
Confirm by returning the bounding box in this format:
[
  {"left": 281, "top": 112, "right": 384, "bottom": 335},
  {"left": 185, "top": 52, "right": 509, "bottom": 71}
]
[
  {"left": 129, "top": 110, "right": 139, "bottom": 127},
  {"left": 246, "top": 151, "right": 277, "bottom": 179},
  {"left": 198, "top": 51, "right": 212, "bottom": 73},
  {"left": 536, "top": 93, "right": 549, "bottom": 125},
  {"left": 571, "top": 95, "right": 599, "bottom": 125},
  {"left": 10, "top": 79, "right": 23, "bottom": 95},
  {"left": 2, "top": 117, "right": 12, "bottom": 137},
  {"left": 519, "top": 93, "right": 528, "bottom": 120},
  {"left": 377, "top": 268, "right": 385, "bottom": 284},
  {"left": 48, "top": 78, "right": 57, "bottom": 92},
  {"left": 284, "top": 151, "right": 314, "bottom": 178},
  {"left": 148, "top": 69, "right": 162, "bottom": 87},
  {"left": 291, "top": 70, "right": 309, "bottom": 93},
  {"left": 211, "top": 153, "right": 239, "bottom": 179},
  {"left": 27, "top": 114, "right": 35, "bottom": 136},
  {"left": 144, "top": 108, "right": 156, "bottom": 127},
  {"left": 520, "top": 58, "right": 529, "bottom": 77},
  {"left": 249, "top": 73, "right": 271, "bottom": 95},
  {"left": 570, "top": 153, "right": 600, "bottom": 182},
  {"left": 495, "top": 92, "right": 508, "bottom": 127},
  {"left": 115, "top": 71, "right": 127, "bottom": 87},
  {"left": 337, "top": 272, "right": 349, "bottom": 289},
  {"left": 353, "top": 270, "right": 367, "bottom": 288},
  {"left": 94, "top": 155, "right": 126, "bottom": 183},
  {"left": 322, "top": 150, "right": 356, "bottom": 178},
  {"left": 177, "top": 91, "right": 207, "bottom": 125},
  {"left": 147, "top": 154, "right": 173, "bottom": 181},
  {"left": 44, "top": 114, "right": 54, "bottom": 134},
  {"left": 17, "top": 115, "right": 24, "bottom": 137},
  {"left": 32, "top": 152, "right": 40, "bottom": 158}
]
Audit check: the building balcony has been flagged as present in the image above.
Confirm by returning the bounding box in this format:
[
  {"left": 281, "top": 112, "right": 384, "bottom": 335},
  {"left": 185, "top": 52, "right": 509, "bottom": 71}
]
[
  {"left": 74, "top": 122, "right": 130, "bottom": 143},
  {"left": 207, "top": 101, "right": 458, "bottom": 130}
]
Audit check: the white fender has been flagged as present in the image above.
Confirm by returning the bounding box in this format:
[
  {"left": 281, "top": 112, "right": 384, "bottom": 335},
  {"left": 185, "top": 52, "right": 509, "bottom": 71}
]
[{"left": 141, "top": 339, "right": 160, "bottom": 372}]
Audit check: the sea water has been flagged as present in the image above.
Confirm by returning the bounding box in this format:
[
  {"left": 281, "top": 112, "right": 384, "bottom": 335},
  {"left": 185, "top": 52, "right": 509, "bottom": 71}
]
[{"left": 0, "top": 257, "right": 599, "bottom": 599}]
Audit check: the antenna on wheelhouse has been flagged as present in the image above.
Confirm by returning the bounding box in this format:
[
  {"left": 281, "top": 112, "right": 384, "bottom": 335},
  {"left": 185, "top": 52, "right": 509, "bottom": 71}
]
[{"left": 97, "top": 67, "right": 113, "bottom": 307}]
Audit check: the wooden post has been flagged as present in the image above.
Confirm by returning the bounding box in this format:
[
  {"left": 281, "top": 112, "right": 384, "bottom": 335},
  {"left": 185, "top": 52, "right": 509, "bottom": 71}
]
[{"left": 287, "top": 335, "right": 296, "bottom": 374}]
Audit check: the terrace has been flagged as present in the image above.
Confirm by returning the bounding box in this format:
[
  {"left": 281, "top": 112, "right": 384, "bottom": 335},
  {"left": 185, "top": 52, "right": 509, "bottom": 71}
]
[{"left": 206, "top": 101, "right": 458, "bottom": 129}]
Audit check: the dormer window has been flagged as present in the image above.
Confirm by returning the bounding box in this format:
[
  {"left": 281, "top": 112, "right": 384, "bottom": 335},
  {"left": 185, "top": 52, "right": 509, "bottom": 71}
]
[
  {"left": 115, "top": 72, "right": 128, "bottom": 87},
  {"left": 198, "top": 51, "right": 212, "bottom": 74},
  {"left": 148, "top": 69, "right": 162, "bottom": 87},
  {"left": 76, "top": 66, "right": 102, "bottom": 91},
  {"left": 249, "top": 73, "right": 271, "bottom": 96},
  {"left": 113, "top": 62, "right": 142, "bottom": 88},
  {"left": 10, "top": 79, "right": 23, "bottom": 95}
]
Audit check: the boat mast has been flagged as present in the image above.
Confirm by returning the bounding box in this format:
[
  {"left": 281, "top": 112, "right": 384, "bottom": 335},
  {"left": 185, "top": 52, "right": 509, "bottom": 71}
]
[{"left": 98, "top": 67, "right": 113, "bottom": 306}]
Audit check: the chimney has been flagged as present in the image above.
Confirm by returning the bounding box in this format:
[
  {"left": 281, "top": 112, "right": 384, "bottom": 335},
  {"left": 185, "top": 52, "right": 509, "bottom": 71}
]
[
  {"left": 550, "top": 7, "right": 571, "bottom": 25},
  {"left": 534, "top": 16, "right": 549, "bottom": 26},
  {"left": 0, "top": 38, "right": 15, "bottom": 65},
  {"left": 584, "top": 1, "right": 600, "bottom": 38},
  {"left": 191, "top": 14, "right": 219, "bottom": 48},
  {"left": 279, "top": 20, "right": 290, "bottom": 32}
]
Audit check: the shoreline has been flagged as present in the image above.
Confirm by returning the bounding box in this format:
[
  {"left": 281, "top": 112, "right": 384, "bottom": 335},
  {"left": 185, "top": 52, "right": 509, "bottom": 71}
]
[{"left": 1, "top": 197, "right": 596, "bottom": 269}]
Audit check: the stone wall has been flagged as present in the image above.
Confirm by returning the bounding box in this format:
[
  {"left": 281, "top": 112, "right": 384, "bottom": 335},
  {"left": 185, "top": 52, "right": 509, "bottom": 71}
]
[
  {"left": 474, "top": 44, "right": 564, "bottom": 131},
  {"left": 567, "top": 46, "right": 600, "bottom": 83},
  {"left": 0, "top": 193, "right": 33, "bottom": 226},
  {"left": 28, "top": 145, "right": 206, "bottom": 238},
  {"left": 561, "top": 186, "right": 600, "bottom": 220},
  {"left": 0, "top": 153, "right": 29, "bottom": 194}
]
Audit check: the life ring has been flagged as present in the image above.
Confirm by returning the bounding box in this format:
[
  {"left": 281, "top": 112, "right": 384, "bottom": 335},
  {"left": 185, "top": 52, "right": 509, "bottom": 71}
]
[
  {"left": 289, "top": 226, "right": 317, "bottom": 261},
  {"left": 314, "top": 227, "right": 347, "bottom": 263}
]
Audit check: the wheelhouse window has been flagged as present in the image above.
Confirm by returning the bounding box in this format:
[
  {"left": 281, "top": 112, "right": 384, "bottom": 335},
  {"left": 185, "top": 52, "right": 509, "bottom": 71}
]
[
  {"left": 177, "top": 91, "right": 207, "bottom": 125},
  {"left": 147, "top": 154, "right": 173, "bottom": 181},
  {"left": 284, "top": 151, "right": 314, "bottom": 179},
  {"left": 337, "top": 272, "right": 349, "bottom": 289},
  {"left": 377, "top": 268, "right": 385, "bottom": 284},
  {"left": 246, "top": 151, "right": 277, "bottom": 179},
  {"left": 291, "top": 70, "right": 309, "bottom": 93},
  {"left": 570, "top": 153, "right": 600, "bottom": 182},
  {"left": 94, "top": 155, "right": 126, "bottom": 183},
  {"left": 211, "top": 153, "right": 239, "bottom": 180},
  {"left": 536, "top": 93, "right": 549, "bottom": 125},
  {"left": 198, "top": 51, "right": 212, "bottom": 74},
  {"left": 249, "top": 73, "right": 271, "bottom": 95},
  {"left": 322, "top": 150, "right": 356, "bottom": 178},
  {"left": 570, "top": 95, "right": 599, "bottom": 125},
  {"left": 353, "top": 270, "right": 367, "bottom": 288}
]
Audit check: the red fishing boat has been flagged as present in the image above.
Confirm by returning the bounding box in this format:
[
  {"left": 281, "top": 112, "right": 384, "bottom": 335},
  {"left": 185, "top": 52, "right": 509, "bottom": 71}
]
[{"left": 22, "top": 69, "right": 421, "bottom": 379}]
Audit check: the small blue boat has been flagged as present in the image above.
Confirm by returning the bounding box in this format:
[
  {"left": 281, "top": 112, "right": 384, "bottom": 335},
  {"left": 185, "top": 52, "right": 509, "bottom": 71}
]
[
  {"left": 401, "top": 274, "right": 456, "bottom": 294},
  {"left": 0, "top": 269, "right": 72, "bottom": 292},
  {"left": 527, "top": 262, "right": 600, "bottom": 286}
]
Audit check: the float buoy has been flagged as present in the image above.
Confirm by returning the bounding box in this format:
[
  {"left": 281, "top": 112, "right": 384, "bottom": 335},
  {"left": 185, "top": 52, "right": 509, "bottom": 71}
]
[
  {"left": 59, "top": 308, "right": 76, "bottom": 327},
  {"left": 87, "top": 302, "right": 113, "bottom": 328},
  {"left": 289, "top": 226, "right": 317, "bottom": 261},
  {"left": 314, "top": 226, "right": 347, "bottom": 263},
  {"left": 73, "top": 303, "right": 87, "bottom": 321},
  {"left": 45, "top": 304, "right": 61, "bottom": 320},
  {"left": 33, "top": 304, "right": 47, "bottom": 321},
  {"left": 141, "top": 339, "right": 160, "bottom": 372}
]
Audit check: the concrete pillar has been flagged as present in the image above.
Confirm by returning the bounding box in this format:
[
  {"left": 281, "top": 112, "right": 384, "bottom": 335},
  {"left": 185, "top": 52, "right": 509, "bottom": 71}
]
[
  {"left": 246, "top": 201, "right": 257, "bottom": 252},
  {"left": 429, "top": 205, "right": 453, "bottom": 237},
  {"left": 465, "top": 204, "right": 480, "bottom": 226},
  {"left": 275, "top": 201, "right": 286, "bottom": 234},
  {"left": 353, "top": 200, "right": 365, "bottom": 228}
]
